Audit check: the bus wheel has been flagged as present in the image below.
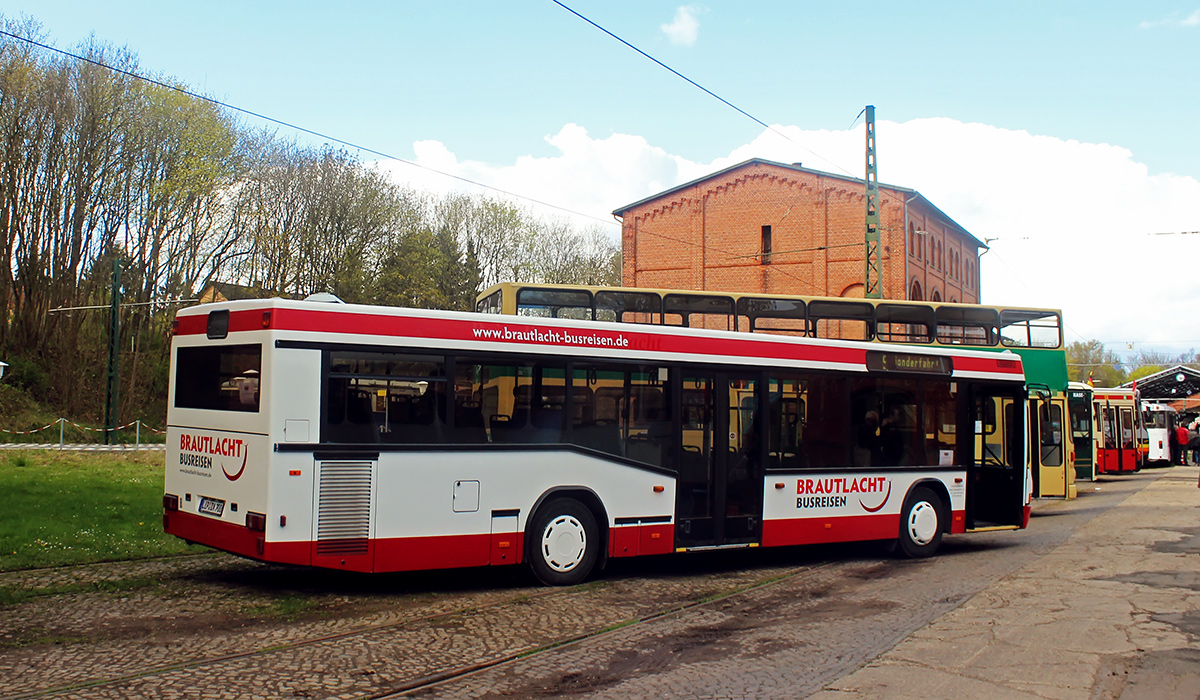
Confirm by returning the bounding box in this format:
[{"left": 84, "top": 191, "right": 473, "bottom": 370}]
[
  {"left": 528, "top": 498, "right": 598, "bottom": 586},
  {"left": 898, "top": 487, "right": 943, "bottom": 558}
]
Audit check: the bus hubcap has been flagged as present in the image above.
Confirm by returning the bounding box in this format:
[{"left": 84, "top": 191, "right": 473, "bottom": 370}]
[
  {"left": 907, "top": 502, "right": 938, "bottom": 545},
  {"left": 541, "top": 515, "right": 587, "bottom": 572}
]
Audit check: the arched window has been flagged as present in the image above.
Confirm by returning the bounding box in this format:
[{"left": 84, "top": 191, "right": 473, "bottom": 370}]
[
  {"left": 931, "top": 289, "right": 942, "bottom": 302},
  {"left": 910, "top": 279, "right": 923, "bottom": 301}
]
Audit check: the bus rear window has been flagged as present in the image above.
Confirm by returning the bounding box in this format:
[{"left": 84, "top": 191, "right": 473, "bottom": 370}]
[{"left": 175, "top": 344, "right": 262, "bottom": 412}]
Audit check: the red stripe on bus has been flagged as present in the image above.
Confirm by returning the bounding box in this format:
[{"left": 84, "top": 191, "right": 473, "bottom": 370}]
[
  {"left": 267, "top": 308, "right": 870, "bottom": 366},
  {"left": 178, "top": 306, "right": 1028, "bottom": 377},
  {"left": 372, "top": 533, "right": 494, "bottom": 571},
  {"left": 609, "top": 523, "right": 674, "bottom": 557},
  {"left": 953, "top": 355, "right": 1025, "bottom": 376},
  {"left": 174, "top": 309, "right": 266, "bottom": 336},
  {"left": 762, "top": 513, "right": 900, "bottom": 546},
  {"left": 169, "top": 508, "right": 682, "bottom": 573}
]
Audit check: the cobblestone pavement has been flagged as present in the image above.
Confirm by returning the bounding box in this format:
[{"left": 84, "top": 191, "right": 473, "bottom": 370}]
[
  {"left": 1, "top": 546, "right": 833, "bottom": 698},
  {"left": 398, "top": 490, "right": 1102, "bottom": 700},
  {"left": 808, "top": 467, "right": 1200, "bottom": 700},
  {"left": 2, "top": 469, "right": 1191, "bottom": 700}
]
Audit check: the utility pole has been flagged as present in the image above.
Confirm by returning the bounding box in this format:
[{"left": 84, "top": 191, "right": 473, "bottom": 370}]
[
  {"left": 103, "top": 258, "right": 121, "bottom": 445},
  {"left": 863, "top": 105, "right": 882, "bottom": 299}
]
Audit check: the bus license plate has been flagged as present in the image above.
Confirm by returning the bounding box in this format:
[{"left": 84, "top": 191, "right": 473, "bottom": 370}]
[{"left": 198, "top": 497, "right": 225, "bottom": 517}]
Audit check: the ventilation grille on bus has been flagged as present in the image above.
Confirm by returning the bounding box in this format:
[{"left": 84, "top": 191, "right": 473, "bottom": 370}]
[{"left": 316, "top": 460, "right": 372, "bottom": 556}]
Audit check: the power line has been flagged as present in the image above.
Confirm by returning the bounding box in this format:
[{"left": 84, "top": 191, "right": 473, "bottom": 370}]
[
  {"left": 0, "top": 25, "right": 873, "bottom": 298},
  {"left": 551, "top": 0, "right": 856, "bottom": 178},
  {"left": 0, "top": 29, "right": 610, "bottom": 228},
  {"left": 1, "top": 26, "right": 857, "bottom": 295}
]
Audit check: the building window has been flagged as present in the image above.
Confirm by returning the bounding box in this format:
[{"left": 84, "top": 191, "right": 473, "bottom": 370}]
[{"left": 761, "top": 225, "right": 772, "bottom": 265}]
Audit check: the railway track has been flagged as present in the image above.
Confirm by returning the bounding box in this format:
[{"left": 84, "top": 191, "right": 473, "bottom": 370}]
[{"left": 2, "top": 548, "right": 844, "bottom": 699}]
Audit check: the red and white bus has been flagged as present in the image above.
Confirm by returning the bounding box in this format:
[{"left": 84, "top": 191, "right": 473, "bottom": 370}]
[
  {"left": 1140, "top": 401, "right": 1177, "bottom": 466},
  {"left": 1091, "top": 388, "right": 1141, "bottom": 474},
  {"left": 163, "top": 296, "right": 1033, "bottom": 585}
]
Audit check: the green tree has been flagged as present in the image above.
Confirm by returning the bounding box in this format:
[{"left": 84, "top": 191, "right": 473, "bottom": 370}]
[
  {"left": 1065, "top": 340, "right": 1125, "bottom": 386},
  {"left": 1127, "top": 365, "right": 1164, "bottom": 384}
]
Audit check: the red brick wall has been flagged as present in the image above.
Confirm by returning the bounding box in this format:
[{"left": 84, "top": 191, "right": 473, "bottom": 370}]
[{"left": 620, "top": 162, "right": 980, "bottom": 304}]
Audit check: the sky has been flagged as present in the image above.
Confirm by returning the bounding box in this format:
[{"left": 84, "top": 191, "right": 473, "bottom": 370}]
[{"left": 4, "top": 1, "right": 1200, "bottom": 362}]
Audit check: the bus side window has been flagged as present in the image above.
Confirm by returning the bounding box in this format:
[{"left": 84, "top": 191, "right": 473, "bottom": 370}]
[
  {"left": 1040, "top": 403, "right": 1063, "bottom": 466},
  {"left": 769, "top": 374, "right": 849, "bottom": 469},
  {"left": 628, "top": 383, "right": 670, "bottom": 467},
  {"left": 324, "top": 379, "right": 380, "bottom": 444}
]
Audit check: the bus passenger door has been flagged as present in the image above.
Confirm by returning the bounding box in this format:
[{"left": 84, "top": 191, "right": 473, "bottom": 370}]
[
  {"left": 968, "top": 388, "right": 1026, "bottom": 528},
  {"left": 674, "top": 372, "right": 764, "bottom": 548},
  {"left": 1118, "top": 406, "right": 1137, "bottom": 473},
  {"left": 1096, "top": 405, "right": 1117, "bottom": 474},
  {"left": 1031, "top": 398, "right": 1068, "bottom": 498}
]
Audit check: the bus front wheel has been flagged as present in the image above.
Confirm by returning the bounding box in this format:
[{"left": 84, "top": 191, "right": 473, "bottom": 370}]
[
  {"left": 528, "top": 498, "right": 598, "bottom": 586},
  {"left": 898, "top": 486, "right": 943, "bottom": 558}
]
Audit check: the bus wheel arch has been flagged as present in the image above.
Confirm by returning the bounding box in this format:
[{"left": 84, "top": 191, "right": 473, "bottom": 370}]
[
  {"left": 526, "top": 488, "right": 608, "bottom": 586},
  {"left": 897, "top": 482, "right": 947, "bottom": 559}
]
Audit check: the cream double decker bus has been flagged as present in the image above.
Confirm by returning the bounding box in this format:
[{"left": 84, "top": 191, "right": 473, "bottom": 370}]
[
  {"left": 477, "top": 282, "right": 1074, "bottom": 500},
  {"left": 164, "top": 296, "right": 1032, "bottom": 585}
]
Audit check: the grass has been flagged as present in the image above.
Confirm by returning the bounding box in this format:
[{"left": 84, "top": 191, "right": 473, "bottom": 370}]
[
  {"left": 0, "top": 450, "right": 206, "bottom": 572},
  {"left": 0, "top": 575, "right": 161, "bottom": 607},
  {"left": 242, "top": 593, "right": 322, "bottom": 622}
]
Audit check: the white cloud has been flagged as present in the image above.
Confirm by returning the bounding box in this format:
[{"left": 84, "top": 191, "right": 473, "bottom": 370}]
[
  {"left": 1139, "top": 9, "right": 1200, "bottom": 28},
  {"left": 375, "top": 119, "right": 1200, "bottom": 353},
  {"left": 661, "top": 6, "right": 702, "bottom": 46},
  {"left": 376, "top": 124, "right": 693, "bottom": 229}
]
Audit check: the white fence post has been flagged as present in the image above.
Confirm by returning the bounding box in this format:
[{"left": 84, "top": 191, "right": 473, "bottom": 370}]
[{"left": 59, "top": 418, "right": 64, "bottom": 450}]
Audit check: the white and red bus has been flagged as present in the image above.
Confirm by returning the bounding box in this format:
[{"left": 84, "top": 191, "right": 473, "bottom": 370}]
[
  {"left": 1091, "top": 388, "right": 1141, "bottom": 474},
  {"left": 163, "top": 296, "right": 1033, "bottom": 585},
  {"left": 1140, "top": 401, "right": 1177, "bottom": 466}
]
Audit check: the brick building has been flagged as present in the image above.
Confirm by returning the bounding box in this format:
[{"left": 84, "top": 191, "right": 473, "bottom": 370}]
[{"left": 613, "top": 158, "right": 984, "bottom": 304}]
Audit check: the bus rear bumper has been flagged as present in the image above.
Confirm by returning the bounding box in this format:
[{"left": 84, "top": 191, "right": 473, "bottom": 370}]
[{"left": 164, "top": 510, "right": 309, "bottom": 566}]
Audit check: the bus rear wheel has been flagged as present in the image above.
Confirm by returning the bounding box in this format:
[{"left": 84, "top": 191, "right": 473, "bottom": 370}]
[
  {"left": 528, "top": 498, "right": 598, "bottom": 586},
  {"left": 898, "top": 486, "right": 943, "bottom": 558}
]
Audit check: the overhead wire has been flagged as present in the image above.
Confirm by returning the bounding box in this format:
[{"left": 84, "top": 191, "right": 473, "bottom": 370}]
[
  {"left": 0, "top": 26, "right": 856, "bottom": 295},
  {"left": 0, "top": 21, "right": 912, "bottom": 298},
  {"left": 551, "top": 0, "right": 857, "bottom": 179},
  {"left": 0, "top": 29, "right": 608, "bottom": 227}
]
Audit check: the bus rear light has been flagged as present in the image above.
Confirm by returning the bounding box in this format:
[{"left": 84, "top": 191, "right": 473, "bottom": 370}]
[
  {"left": 653, "top": 485, "right": 665, "bottom": 493},
  {"left": 246, "top": 512, "right": 267, "bottom": 532},
  {"left": 170, "top": 319, "right": 179, "bottom": 336},
  {"left": 163, "top": 494, "right": 180, "bottom": 511},
  {"left": 261, "top": 311, "right": 272, "bottom": 329}
]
